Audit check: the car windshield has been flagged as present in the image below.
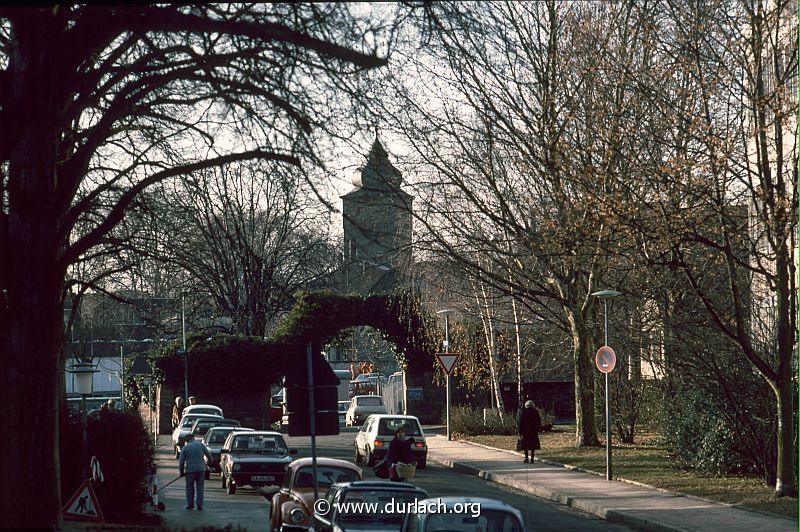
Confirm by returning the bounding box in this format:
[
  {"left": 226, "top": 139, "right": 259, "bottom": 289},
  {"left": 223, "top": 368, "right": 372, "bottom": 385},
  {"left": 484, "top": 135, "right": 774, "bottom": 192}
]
[
  {"left": 181, "top": 416, "right": 206, "bottom": 428},
  {"left": 294, "top": 467, "right": 358, "bottom": 488},
  {"left": 356, "top": 397, "right": 383, "bottom": 407},
  {"left": 231, "top": 434, "right": 287, "bottom": 453},
  {"left": 208, "top": 429, "right": 234, "bottom": 444},
  {"left": 423, "top": 510, "right": 523, "bottom": 532},
  {"left": 338, "top": 403, "right": 349, "bottom": 413},
  {"left": 377, "top": 418, "right": 422, "bottom": 436},
  {"left": 195, "top": 419, "right": 240, "bottom": 435},
  {"left": 338, "top": 490, "right": 426, "bottom": 524}
]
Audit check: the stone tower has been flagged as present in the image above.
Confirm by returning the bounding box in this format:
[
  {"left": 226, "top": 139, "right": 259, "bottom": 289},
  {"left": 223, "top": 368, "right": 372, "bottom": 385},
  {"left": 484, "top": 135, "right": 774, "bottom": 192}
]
[{"left": 342, "top": 138, "right": 413, "bottom": 293}]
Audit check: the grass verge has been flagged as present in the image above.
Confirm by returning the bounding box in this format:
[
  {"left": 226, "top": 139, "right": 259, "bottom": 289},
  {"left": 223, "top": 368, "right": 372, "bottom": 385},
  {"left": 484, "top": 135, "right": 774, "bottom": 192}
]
[{"left": 464, "top": 425, "right": 797, "bottom": 519}]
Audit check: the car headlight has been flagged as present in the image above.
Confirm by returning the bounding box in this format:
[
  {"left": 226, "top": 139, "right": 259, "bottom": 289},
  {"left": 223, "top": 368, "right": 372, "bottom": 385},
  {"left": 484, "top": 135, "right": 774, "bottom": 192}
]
[
  {"left": 289, "top": 507, "right": 306, "bottom": 524},
  {"left": 233, "top": 463, "right": 241, "bottom": 471}
]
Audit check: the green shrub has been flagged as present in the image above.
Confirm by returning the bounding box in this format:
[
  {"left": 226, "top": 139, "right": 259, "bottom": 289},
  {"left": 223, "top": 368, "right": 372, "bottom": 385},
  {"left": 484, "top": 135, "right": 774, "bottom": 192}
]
[
  {"left": 450, "top": 405, "right": 518, "bottom": 436},
  {"left": 61, "top": 408, "right": 155, "bottom": 523}
]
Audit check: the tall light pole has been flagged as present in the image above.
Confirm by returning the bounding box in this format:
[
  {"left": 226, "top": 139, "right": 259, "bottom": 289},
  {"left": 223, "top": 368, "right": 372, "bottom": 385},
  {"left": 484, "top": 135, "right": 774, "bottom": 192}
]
[
  {"left": 181, "top": 293, "right": 188, "bottom": 400},
  {"left": 69, "top": 361, "right": 98, "bottom": 480},
  {"left": 437, "top": 309, "right": 457, "bottom": 441},
  {"left": 591, "top": 288, "right": 621, "bottom": 481}
]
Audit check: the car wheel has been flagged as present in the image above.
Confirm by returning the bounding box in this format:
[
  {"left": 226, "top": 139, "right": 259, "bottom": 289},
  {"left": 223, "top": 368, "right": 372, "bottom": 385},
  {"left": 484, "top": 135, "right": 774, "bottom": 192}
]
[
  {"left": 354, "top": 444, "right": 361, "bottom": 463},
  {"left": 417, "top": 457, "right": 427, "bottom": 470},
  {"left": 226, "top": 477, "right": 236, "bottom": 495},
  {"left": 365, "top": 447, "right": 375, "bottom": 467}
]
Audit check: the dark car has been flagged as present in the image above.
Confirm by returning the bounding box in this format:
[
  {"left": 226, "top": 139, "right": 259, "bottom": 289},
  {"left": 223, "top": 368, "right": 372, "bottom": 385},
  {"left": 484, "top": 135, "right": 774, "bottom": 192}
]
[
  {"left": 203, "top": 426, "right": 254, "bottom": 473},
  {"left": 219, "top": 430, "right": 296, "bottom": 494},
  {"left": 191, "top": 417, "right": 241, "bottom": 443},
  {"left": 314, "top": 480, "right": 429, "bottom": 532}
]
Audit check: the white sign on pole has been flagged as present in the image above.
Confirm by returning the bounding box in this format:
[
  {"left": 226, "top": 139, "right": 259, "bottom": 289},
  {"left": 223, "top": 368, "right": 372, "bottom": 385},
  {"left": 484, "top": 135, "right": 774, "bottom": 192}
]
[{"left": 436, "top": 353, "right": 461, "bottom": 375}]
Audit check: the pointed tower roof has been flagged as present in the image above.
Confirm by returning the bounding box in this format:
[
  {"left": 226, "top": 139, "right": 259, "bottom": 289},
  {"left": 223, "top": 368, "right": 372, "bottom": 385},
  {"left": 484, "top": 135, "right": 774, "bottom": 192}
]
[{"left": 351, "top": 137, "right": 402, "bottom": 189}]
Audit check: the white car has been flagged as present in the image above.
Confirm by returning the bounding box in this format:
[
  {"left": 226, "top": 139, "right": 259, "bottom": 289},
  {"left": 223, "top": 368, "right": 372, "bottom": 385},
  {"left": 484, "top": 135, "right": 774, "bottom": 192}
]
[
  {"left": 354, "top": 414, "right": 427, "bottom": 468},
  {"left": 172, "top": 413, "right": 223, "bottom": 458},
  {"left": 400, "top": 497, "right": 526, "bottom": 532},
  {"left": 338, "top": 401, "right": 349, "bottom": 425},
  {"left": 182, "top": 404, "right": 224, "bottom": 417},
  {"left": 345, "top": 395, "right": 386, "bottom": 427}
]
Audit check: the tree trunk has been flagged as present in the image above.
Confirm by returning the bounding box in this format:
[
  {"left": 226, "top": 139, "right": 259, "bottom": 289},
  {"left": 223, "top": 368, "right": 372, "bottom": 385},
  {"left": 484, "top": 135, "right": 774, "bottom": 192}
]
[
  {"left": 566, "top": 308, "right": 601, "bottom": 447},
  {"left": 1, "top": 18, "right": 69, "bottom": 526}
]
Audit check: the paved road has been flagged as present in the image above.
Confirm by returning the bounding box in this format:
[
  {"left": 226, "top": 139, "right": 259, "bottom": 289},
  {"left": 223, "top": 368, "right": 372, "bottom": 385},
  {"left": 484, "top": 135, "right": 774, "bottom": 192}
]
[{"left": 154, "top": 427, "right": 640, "bottom": 531}]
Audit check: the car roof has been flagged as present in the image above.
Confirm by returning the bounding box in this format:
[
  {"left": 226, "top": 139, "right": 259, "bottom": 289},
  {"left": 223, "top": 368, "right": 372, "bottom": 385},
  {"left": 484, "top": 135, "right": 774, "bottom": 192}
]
[
  {"left": 416, "top": 497, "right": 523, "bottom": 512},
  {"left": 207, "top": 426, "right": 252, "bottom": 432},
  {"left": 336, "top": 480, "right": 428, "bottom": 492},
  {"left": 230, "top": 430, "right": 283, "bottom": 437},
  {"left": 182, "top": 413, "right": 223, "bottom": 420},
  {"left": 290, "top": 457, "right": 360, "bottom": 469},
  {"left": 366, "top": 414, "right": 421, "bottom": 422},
  {"left": 184, "top": 404, "right": 223, "bottom": 411},
  {"left": 351, "top": 394, "right": 383, "bottom": 399}
]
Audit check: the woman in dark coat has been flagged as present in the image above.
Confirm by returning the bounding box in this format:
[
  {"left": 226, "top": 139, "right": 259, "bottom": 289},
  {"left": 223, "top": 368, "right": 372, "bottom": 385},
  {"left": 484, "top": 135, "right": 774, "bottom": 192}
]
[
  {"left": 385, "top": 425, "right": 415, "bottom": 482},
  {"left": 518, "top": 400, "right": 541, "bottom": 463}
]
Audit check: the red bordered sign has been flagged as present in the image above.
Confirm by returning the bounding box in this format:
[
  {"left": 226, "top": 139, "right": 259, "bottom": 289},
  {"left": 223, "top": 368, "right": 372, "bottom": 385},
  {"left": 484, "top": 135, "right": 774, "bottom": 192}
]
[{"left": 63, "top": 479, "right": 104, "bottom": 523}]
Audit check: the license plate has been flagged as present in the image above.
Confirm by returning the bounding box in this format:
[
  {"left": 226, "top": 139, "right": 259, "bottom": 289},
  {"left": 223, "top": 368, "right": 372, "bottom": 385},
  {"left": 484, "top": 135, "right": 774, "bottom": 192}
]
[{"left": 251, "top": 475, "right": 275, "bottom": 482}]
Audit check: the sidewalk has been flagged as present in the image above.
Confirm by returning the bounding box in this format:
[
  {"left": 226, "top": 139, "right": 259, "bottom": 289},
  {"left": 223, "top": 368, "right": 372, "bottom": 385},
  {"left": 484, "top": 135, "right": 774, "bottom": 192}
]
[{"left": 426, "top": 435, "right": 798, "bottom": 532}]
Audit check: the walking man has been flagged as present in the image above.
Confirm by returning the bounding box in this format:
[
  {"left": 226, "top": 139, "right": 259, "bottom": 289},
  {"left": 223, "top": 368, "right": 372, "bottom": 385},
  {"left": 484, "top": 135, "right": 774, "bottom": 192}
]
[{"left": 179, "top": 433, "right": 212, "bottom": 510}]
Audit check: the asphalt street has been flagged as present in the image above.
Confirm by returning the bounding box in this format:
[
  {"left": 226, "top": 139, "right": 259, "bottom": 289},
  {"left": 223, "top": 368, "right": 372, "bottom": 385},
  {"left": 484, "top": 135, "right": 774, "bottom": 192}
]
[{"left": 152, "top": 426, "right": 640, "bottom": 531}]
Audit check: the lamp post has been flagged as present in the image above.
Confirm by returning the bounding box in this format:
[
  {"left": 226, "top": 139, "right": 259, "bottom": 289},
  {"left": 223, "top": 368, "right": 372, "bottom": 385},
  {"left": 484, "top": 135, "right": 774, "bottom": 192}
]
[
  {"left": 69, "top": 361, "right": 98, "bottom": 480},
  {"left": 436, "top": 309, "right": 457, "bottom": 441},
  {"left": 591, "top": 288, "right": 621, "bottom": 481},
  {"left": 181, "top": 293, "right": 188, "bottom": 400}
]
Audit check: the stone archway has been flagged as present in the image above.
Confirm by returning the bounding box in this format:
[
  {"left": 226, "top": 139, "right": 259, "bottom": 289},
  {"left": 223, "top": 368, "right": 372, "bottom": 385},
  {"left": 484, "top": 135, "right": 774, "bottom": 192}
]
[
  {"left": 150, "top": 289, "right": 446, "bottom": 425},
  {"left": 272, "top": 290, "right": 445, "bottom": 423}
]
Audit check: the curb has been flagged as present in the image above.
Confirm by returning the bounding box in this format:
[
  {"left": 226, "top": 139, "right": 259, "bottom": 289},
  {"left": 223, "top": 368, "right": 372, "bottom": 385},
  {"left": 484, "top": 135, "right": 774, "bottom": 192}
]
[
  {"left": 427, "top": 450, "right": 690, "bottom": 532},
  {"left": 438, "top": 435, "right": 797, "bottom": 524}
]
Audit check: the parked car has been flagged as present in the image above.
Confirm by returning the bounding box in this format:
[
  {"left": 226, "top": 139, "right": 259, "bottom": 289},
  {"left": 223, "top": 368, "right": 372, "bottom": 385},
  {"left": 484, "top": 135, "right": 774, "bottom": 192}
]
[
  {"left": 338, "top": 401, "right": 349, "bottom": 425},
  {"left": 354, "top": 414, "right": 427, "bottom": 468},
  {"left": 269, "top": 457, "right": 361, "bottom": 531},
  {"left": 192, "top": 417, "right": 241, "bottom": 443},
  {"left": 219, "top": 430, "right": 296, "bottom": 495},
  {"left": 203, "top": 426, "right": 253, "bottom": 473},
  {"left": 172, "top": 413, "right": 225, "bottom": 458},
  {"left": 314, "top": 480, "right": 429, "bottom": 532},
  {"left": 181, "top": 404, "right": 224, "bottom": 417},
  {"left": 399, "top": 497, "right": 526, "bottom": 532},
  {"left": 345, "top": 395, "right": 386, "bottom": 427}
]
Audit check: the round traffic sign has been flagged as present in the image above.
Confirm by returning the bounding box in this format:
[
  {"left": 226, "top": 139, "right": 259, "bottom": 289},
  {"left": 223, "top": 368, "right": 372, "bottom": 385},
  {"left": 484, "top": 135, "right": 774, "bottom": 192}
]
[{"left": 595, "top": 346, "right": 617, "bottom": 373}]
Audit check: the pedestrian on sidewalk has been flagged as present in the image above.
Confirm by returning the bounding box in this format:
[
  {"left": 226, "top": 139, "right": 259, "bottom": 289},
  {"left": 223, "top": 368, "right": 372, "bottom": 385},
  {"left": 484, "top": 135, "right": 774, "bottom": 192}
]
[
  {"left": 386, "top": 425, "right": 415, "bottom": 482},
  {"left": 172, "top": 396, "right": 185, "bottom": 431},
  {"left": 179, "top": 432, "right": 212, "bottom": 510},
  {"left": 518, "top": 400, "right": 541, "bottom": 464}
]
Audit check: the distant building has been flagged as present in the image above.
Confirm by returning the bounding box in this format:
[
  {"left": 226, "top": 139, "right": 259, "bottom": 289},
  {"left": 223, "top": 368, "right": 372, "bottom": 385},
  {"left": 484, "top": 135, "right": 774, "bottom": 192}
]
[{"left": 341, "top": 137, "right": 413, "bottom": 294}]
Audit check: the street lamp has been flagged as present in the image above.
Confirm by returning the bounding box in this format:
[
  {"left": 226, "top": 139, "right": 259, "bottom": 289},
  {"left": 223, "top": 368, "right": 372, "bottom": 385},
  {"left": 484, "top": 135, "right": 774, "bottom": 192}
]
[
  {"left": 68, "top": 360, "right": 98, "bottom": 480},
  {"left": 436, "top": 309, "right": 457, "bottom": 441},
  {"left": 591, "top": 288, "right": 621, "bottom": 481},
  {"left": 181, "top": 293, "right": 188, "bottom": 400}
]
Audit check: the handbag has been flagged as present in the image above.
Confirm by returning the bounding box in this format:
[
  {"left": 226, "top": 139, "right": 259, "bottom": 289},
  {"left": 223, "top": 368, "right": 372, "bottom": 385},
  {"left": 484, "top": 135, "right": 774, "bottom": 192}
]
[{"left": 373, "top": 459, "right": 390, "bottom": 479}]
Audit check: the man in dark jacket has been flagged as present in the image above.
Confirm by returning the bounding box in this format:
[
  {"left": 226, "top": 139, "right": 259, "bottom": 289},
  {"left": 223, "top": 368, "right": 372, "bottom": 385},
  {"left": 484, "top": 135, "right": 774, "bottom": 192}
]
[{"left": 518, "top": 400, "right": 541, "bottom": 464}]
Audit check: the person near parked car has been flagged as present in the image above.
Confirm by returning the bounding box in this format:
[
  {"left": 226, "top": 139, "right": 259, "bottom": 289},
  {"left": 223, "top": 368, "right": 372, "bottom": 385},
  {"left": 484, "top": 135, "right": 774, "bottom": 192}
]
[
  {"left": 188, "top": 396, "right": 197, "bottom": 405},
  {"left": 179, "top": 432, "right": 212, "bottom": 510},
  {"left": 518, "top": 400, "right": 541, "bottom": 464},
  {"left": 385, "top": 425, "right": 415, "bottom": 482},
  {"left": 172, "top": 396, "right": 185, "bottom": 431}
]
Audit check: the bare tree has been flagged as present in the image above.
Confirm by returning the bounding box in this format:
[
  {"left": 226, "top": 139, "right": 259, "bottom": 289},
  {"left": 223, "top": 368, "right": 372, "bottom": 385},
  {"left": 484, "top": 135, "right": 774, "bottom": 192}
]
[{"left": 0, "top": 4, "right": 404, "bottom": 526}]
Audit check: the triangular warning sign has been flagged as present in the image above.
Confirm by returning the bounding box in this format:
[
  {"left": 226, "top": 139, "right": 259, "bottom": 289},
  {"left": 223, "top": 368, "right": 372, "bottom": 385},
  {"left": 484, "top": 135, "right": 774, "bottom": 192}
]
[
  {"left": 436, "top": 353, "right": 461, "bottom": 375},
  {"left": 63, "top": 479, "right": 104, "bottom": 523}
]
